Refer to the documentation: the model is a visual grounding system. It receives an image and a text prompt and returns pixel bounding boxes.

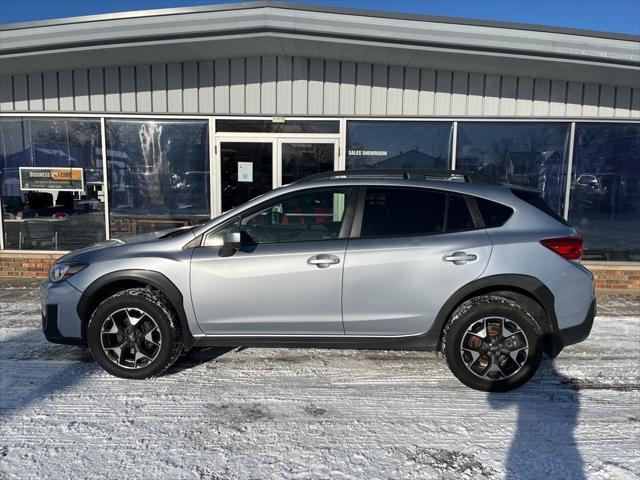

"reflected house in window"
[369,148,443,170]
[346,121,452,170]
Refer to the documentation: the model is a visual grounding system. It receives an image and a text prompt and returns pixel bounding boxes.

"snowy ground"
[0,280,639,480]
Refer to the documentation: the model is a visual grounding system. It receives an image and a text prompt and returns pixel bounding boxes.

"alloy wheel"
[100,307,162,369]
[459,316,529,380]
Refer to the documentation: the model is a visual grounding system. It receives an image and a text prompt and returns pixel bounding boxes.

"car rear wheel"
[87,288,182,379]
[442,294,543,392]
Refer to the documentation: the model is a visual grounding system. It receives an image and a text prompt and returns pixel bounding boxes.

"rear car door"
[342,186,492,336]
[190,187,355,335]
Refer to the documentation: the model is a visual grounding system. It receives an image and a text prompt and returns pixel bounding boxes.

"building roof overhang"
[1,1,639,87]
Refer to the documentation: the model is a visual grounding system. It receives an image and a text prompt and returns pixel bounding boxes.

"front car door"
[342,186,493,336]
[190,187,355,335]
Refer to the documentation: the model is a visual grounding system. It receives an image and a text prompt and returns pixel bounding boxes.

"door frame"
[214,134,340,215]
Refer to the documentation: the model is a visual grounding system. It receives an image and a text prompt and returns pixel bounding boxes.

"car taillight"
[540,236,583,261]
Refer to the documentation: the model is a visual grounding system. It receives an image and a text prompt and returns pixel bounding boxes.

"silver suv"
[41,170,595,391]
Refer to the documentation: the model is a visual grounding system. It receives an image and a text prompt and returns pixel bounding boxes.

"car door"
[190,187,354,335]
[342,186,492,336]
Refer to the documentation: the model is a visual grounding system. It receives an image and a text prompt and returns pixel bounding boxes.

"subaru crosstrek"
[41,170,595,391]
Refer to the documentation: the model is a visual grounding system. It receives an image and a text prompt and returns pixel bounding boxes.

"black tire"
[442,294,543,392]
[87,288,183,379]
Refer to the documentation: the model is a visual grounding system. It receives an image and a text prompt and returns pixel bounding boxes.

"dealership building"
[0,1,638,288]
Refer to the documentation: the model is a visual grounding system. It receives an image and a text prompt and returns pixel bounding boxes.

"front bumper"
[40,280,86,346]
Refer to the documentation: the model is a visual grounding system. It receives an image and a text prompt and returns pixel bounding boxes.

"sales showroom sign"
[19,167,84,191]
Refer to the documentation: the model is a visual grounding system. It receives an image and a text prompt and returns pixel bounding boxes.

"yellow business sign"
[19,167,85,191]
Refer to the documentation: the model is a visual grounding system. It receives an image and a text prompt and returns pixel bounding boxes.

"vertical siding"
[43,71,58,111]
[89,68,104,112]
[120,66,136,112]
[435,70,452,116]
[260,56,276,114]
[276,56,292,114]
[215,59,230,114]
[0,55,636,118]
[229,58,245,114]
[402,67,419,116]
[418,69,435,116]
[28,73,43,111]
[167,63,183,113]
[198,61,214,114]
[355,63,371,115]
[136,65,152,113]
[245,57,261,114]
[339,61,355,115]
[292,57,308,115]
[58,71,74,111]
[0,76,13,111]
[105,67,120,112]
[73,69,89,111]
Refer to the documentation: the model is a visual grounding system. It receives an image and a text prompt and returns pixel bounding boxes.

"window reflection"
[105,120,210,237]
[0,117,105,250]
[346,121,451,170]
[456,123,570,214]
[568,123,640,261]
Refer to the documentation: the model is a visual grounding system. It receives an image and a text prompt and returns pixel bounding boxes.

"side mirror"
[222,229,242,249]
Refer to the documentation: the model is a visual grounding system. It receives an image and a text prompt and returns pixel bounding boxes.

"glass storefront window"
[282,143,335,184]
[346,121,452,170]
[0,117,105,250]
[105,119,210,238]
[568,123,640,261]
[456,122,570,214]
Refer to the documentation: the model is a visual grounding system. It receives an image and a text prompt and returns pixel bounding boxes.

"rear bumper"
[558,298,596,347]
[548,298,596,357]
[40,280,86,346]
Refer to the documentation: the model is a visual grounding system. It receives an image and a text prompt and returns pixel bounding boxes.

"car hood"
[55,227,194,264]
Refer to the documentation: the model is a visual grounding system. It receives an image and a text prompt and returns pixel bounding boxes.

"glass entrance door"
[219,141,274,212]
[216,137,338,214]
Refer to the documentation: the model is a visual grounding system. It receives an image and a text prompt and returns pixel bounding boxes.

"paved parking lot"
[1,279,639,479]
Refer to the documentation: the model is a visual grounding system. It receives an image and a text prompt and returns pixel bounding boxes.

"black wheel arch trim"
[76,269,195,350]
[429,274,562,356]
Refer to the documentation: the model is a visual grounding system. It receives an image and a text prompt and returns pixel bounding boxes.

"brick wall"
[0,252,638,291]
[586,263,640,291]
[0,252,61,279]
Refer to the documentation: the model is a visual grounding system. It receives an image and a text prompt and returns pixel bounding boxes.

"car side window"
[225,189,350,245]
[360,187,446,237]
[445,194,475,232]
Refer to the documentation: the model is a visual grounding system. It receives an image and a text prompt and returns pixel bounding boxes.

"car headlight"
[49,263,88,283]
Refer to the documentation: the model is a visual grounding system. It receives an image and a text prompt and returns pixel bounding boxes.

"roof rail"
[295,169,492,184]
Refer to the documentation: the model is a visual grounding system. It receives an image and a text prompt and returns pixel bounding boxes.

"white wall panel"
[0,55,636,119]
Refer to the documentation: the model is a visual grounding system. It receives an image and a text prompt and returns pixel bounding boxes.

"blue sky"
[0,0,638,35]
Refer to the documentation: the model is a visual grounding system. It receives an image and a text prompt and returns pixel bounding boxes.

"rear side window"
[361,188,446,237]
[510,188,569,226]
[445,194,475,232]
[476,197,514,228]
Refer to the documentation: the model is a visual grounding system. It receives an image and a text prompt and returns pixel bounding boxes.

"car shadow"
[487,358,584,480]
[169,346,235,373]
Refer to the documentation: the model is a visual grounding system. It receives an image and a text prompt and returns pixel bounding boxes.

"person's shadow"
[488,358,584,480]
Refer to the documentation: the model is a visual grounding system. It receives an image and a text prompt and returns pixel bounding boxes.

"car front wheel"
[442,294,543,392]
[87,288,183,379]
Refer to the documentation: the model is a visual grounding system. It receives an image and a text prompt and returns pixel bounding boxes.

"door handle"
[307,254,341,268]
[443,251,478,265]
